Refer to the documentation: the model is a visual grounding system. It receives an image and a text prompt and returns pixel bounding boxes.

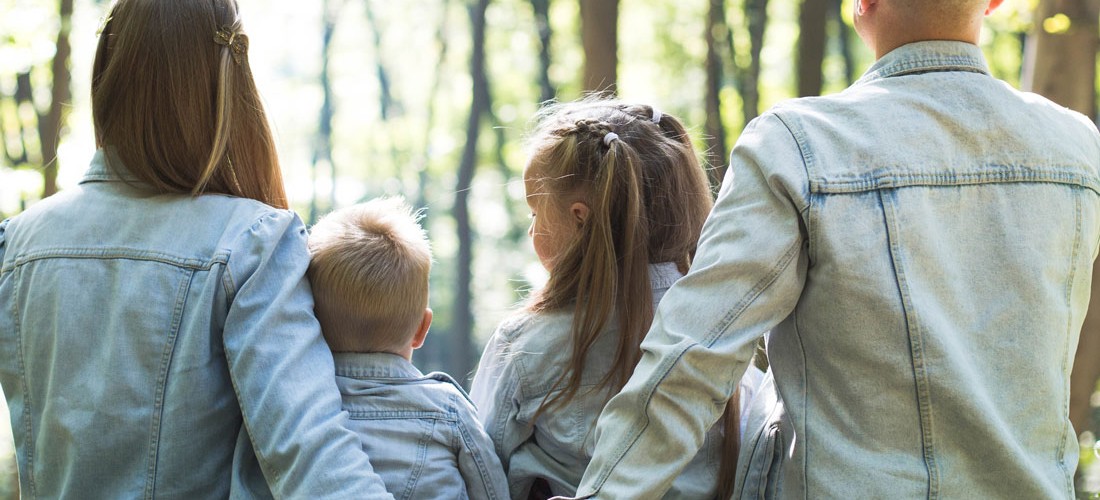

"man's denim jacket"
[471,263,729,499]
[334,352,508,499]
[0,151,391,498]
[574,41,1100,499]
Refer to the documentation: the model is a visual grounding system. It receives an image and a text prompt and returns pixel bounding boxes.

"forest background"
[2,0,1100,497]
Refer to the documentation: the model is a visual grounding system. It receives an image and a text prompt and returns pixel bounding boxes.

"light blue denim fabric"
[0,150,392,499]
[334,352,508,500]
[574,41,1100,499]
[471,263,731,499]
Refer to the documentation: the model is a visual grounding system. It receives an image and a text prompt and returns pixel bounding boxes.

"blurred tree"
[531,0,556,102]
[1021,0,1100,439]
[580,0,617,93]
[451,0,492,386]
[797,0,828,97]
[309,0,342,224]
[830,0,857,86]
[2,0,74,199]
[40,0,73,198]
[734,0,768,124]
[703,0,729,187]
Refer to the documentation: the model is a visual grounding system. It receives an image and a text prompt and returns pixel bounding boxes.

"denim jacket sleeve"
[454,395,511,500]
[470,324,535,495]
[221,210,392,499]
[574,113,810,498]
[0,219,7,273]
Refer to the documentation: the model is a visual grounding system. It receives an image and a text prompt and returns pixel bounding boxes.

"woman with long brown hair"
[0,0,390,497]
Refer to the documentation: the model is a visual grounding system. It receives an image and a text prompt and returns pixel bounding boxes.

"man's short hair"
[307,197,432,353]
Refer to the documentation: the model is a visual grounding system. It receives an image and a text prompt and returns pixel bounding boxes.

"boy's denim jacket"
[0,151,392,498]
[574,42,1100,499]
[334,352,509,499]
[470,263,726,499]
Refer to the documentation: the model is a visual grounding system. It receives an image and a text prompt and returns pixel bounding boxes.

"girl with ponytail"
[470,98,762,499]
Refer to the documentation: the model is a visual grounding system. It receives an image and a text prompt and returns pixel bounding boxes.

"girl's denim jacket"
[0,151,392,498]
[334,352,509,500]
[574,41,1100,499]
[471,263,729,499]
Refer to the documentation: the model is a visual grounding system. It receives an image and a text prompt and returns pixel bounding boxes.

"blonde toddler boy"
[307,197,508,499]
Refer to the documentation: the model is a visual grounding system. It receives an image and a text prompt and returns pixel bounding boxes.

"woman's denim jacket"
[470,263,728,499]
[0,151,392,498]
[574,42,1100,499]
[334,352,509,499]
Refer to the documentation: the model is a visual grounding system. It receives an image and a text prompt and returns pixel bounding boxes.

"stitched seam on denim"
[11,264,36,497]
[769,112,813,214]
[1057,190,1082,496]
[860,56,987,83]
[222,345,278,486]
[222,251,237,304]
[590,238,801,492]
[12,248,227,270]
[792,309,809,500]
[454,400,500,500]
[810,169,1100,194]
[399,417,435,500]
[879,190,939,499]
[144,267,193,499]
[347,410,458,421]
[704,238,801,348]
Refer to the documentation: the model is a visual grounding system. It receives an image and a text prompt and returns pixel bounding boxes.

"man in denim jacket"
[573,0,1100,498]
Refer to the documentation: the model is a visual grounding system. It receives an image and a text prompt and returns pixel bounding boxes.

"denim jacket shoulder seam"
[453,399,501,500]
[767,111,813,214]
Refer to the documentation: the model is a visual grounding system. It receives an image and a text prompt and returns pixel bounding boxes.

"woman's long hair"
[526,99,739,497]
[92,0,286,208]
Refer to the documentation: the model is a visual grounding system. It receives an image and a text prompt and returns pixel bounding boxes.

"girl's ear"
[570,202,590,225]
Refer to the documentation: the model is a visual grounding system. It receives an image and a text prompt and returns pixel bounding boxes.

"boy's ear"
[411,308,432,350]
[570,202,590,225]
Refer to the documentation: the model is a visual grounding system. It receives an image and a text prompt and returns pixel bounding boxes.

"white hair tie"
[603,132,619,146]
[651,108,662,124]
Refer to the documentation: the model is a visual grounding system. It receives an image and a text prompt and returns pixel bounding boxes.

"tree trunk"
[737,0,768,125]
[579,0,617,94]
[451,0,491,387]
[704,0,729,188]
[1021,0,1099,117]
[831,0,856,85]
[364,1,397,120]
[531,0,555,103]
[797,0,828,97]
[39,0,74,198]
[1021,0,1100,439]
[411,0,451,373]
[310,0,340,224]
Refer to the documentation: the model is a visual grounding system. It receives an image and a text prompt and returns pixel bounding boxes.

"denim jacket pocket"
[739,422,784,500]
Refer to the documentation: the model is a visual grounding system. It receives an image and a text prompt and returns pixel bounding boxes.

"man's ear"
[857,0,876,15]
[411,308,432,350]
[570,202,590,225]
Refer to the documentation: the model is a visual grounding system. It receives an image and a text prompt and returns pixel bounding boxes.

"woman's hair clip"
[214,28,248,65]
[651,108,662,124]
[96,15,112,36]
[603,132,620,146]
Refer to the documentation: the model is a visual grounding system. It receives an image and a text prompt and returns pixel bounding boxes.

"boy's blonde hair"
[307,197,432,353]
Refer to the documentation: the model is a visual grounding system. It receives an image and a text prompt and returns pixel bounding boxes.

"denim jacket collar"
[80,148,138,184]
[649,262,681,291]
[333,351,423,380]
[855,40,989,85]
